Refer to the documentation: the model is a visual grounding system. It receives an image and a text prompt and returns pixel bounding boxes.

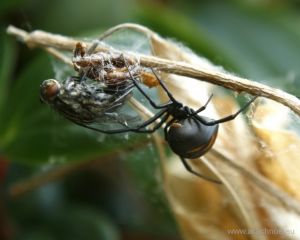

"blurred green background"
[1,0,300,239]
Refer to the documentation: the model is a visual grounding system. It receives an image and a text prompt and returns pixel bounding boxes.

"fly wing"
[43,76,145,133]
[83,104,142,132]
[48,28,158,133]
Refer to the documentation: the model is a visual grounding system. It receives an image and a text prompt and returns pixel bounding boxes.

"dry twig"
[7,24,300,116]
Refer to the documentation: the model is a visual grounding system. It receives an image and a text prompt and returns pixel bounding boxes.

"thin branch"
[7,25,300,116]
[44,47,73,65]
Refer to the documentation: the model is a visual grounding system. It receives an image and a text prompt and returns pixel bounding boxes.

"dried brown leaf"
[147,33,268,240]
[250,101,300,238]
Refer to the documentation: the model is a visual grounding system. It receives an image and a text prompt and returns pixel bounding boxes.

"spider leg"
[149,69,183,104]
[134,112,170,133]
[126,108,170,133]
[105,82,134,95]
[67,118,134,134]
[117,82,135,92]
[180,157,222,184]
[103,88,133,112]
[194,96,258,126]
[122,57,172,109]
[193,94,213,115]
[71,108,168,134]
[112,108,170,134]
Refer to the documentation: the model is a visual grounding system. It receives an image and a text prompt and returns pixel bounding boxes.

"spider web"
[48,28,160,134]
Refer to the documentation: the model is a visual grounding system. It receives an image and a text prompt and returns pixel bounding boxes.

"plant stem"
[7,24,300,116]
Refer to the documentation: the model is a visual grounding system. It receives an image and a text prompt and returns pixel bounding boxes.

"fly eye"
[40,79,61,103]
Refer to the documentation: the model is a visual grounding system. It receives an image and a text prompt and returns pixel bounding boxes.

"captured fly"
[40,76,138,133]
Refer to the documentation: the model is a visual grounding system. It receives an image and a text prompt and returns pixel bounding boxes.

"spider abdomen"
[166,117,219,159]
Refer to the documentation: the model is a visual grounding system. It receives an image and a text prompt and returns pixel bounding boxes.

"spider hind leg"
[180,157,222,184]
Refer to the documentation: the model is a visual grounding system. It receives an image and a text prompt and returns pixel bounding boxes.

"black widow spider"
[71,60,257,183]
[121,65,258,183]
[60,36,258,183]
[65,43,258,183]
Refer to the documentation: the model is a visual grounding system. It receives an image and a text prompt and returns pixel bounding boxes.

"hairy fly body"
[40,76,136,133]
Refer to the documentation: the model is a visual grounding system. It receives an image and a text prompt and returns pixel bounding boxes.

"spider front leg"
[68,118,134,134]
[194,96,258,126]
[133,112,170,133]
[149,69,180,104]
[123,57,172,109]
[192,94,214,115]
[86,108,169,134]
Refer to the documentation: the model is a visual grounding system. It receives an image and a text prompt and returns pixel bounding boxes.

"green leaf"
[136,3,238,71]
[137,1,300,96]
[0,28,16,117]
[0,53,146,164]
[51,206,120,240]
[0,0,23,15]
[196,2,300,95]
